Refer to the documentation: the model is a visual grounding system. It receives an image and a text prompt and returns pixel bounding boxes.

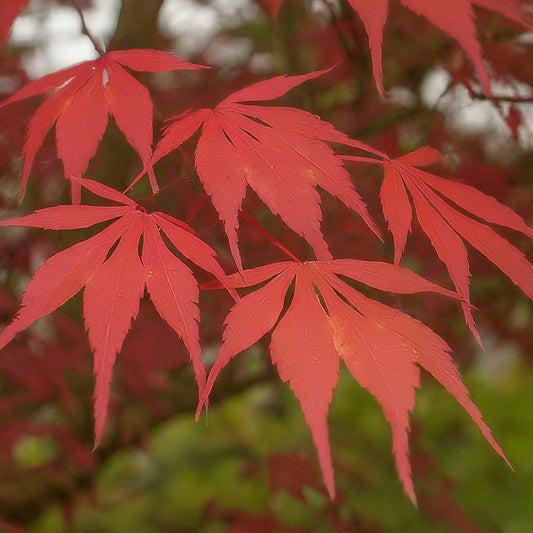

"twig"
[70,0,106,56]
[472,92,533,104]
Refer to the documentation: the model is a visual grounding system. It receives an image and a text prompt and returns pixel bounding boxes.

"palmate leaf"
[199,259,507,502]
[0,49,207,202]
[350,147,533,343]
[0,177,233,446]
[149,70,386,271]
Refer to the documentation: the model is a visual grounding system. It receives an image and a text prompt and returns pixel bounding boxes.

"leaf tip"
[325,478,336,501]
[195,397,208,423]
[92,427,103,452]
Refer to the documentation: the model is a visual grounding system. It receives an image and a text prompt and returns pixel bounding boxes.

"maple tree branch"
[109,0,165,49]
[239,210,301,262]
[70,0,106,56]
[472,92,533,104]
[352,107,418,138]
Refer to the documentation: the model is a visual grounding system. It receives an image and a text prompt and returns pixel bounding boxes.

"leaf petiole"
[239,210,300,262]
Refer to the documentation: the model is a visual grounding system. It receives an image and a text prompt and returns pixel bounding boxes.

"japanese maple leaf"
[0,49,207,202]
[0,0,29,45]
[147,70,387,271]
[199,259,507,502]
[346,0,533,94]
[0,177,233,446]
[354,147,533,343]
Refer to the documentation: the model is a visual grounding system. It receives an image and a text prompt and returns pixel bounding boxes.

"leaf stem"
[341,155,383,164]
[239,210,300,262]
[70,0,106,57]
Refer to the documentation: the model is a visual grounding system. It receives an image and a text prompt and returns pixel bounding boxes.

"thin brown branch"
[70,0,106,56]
[472,92,533,104]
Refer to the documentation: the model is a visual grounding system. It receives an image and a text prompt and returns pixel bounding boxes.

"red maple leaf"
[146,70,387,271]
[268,452,325,501]
[0,0,29,45]
[0,177,233,446]
[0,49,207,202]
[199,258,508,502]
[345,0,533,94]
[346,147,533,343]
[0,307,87,418]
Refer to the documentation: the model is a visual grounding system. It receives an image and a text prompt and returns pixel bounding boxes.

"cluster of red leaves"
[345,0,533,94]
[1,1,533,504]
[267,0,533,94]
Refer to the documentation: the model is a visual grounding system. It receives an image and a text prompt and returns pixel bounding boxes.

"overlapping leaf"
[149,70,386,271]
[0,177,232,446]
[361,147,533,342]
[346,0,533,94]
[199,258,507,501]
[0,0,29,45]
[266,1,533,94]
[0,49,206,202]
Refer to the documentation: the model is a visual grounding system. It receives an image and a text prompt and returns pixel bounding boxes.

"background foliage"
[1,0,532,531]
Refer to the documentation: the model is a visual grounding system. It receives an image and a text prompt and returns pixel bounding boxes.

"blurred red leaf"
[346,0,533,94]
[0,0,30,46]
[268,452,325,501]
